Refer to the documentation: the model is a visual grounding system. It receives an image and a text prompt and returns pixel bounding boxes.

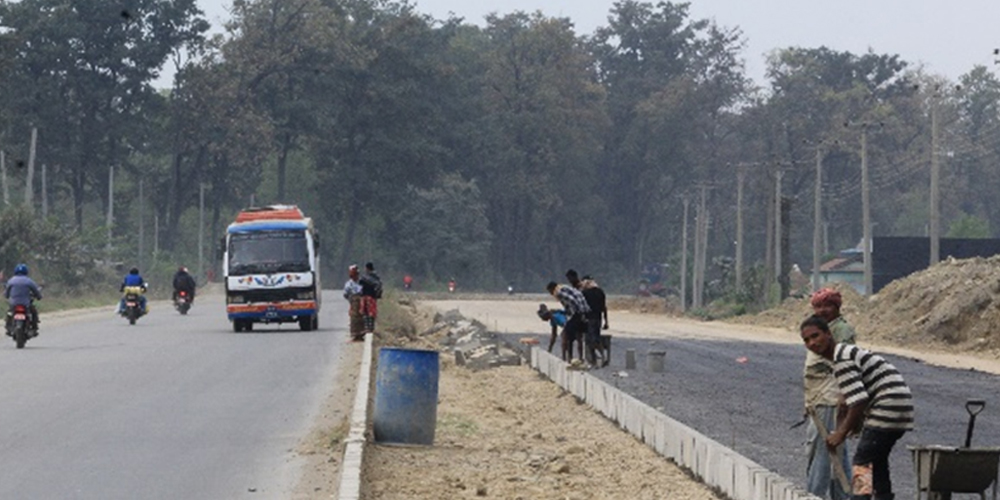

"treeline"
[1,0,999,305]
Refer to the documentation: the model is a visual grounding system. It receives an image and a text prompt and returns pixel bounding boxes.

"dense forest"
[1,0,998,306]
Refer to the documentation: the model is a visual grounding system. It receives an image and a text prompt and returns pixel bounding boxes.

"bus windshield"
[229,230,310,275]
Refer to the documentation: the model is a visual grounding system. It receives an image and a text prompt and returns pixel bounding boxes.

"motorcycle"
[174,290,192,315]
[121,285,147,325]
[6,304,36,349]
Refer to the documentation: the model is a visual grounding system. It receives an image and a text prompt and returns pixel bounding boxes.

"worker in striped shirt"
[800,315,914,500]
[546,280,591,363]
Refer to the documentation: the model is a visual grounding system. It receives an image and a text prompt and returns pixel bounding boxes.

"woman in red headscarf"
[803,287,858,499]
[343,265,364,340]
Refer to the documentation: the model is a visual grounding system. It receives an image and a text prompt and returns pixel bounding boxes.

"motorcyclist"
[4,263,42,335]
[172,266,197,303]
[118,267,148,314]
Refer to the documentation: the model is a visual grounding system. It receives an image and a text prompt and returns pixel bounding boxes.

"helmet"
[13,263,28,276]
[129,267,139,275]
[179,266,188,273]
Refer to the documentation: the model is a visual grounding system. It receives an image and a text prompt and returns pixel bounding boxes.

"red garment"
[811,288,842,308]
[360,296,378,318]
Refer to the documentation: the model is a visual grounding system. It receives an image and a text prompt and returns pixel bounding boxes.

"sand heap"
[732,255,1000,356]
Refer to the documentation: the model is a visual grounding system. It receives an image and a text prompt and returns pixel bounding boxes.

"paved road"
[0,292,348,500]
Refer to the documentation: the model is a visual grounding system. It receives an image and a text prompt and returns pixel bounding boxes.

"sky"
[193,0,1000,87]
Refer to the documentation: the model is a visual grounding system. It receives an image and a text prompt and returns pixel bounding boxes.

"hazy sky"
[195,0,1000,86]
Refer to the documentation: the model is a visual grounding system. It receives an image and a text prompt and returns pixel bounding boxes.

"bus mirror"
[218,237,226,256]
[314,234,320,249]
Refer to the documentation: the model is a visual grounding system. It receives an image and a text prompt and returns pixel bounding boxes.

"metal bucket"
[373,347,440,445]
[647,351,666,373]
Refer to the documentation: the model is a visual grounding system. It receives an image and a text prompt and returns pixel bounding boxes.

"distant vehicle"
[637,263,669,297]
[7,304,35,348]
[174,290,192,315]
[223,205,321,332]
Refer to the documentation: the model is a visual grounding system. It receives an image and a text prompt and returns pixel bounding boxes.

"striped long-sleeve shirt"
[833,344,914,431]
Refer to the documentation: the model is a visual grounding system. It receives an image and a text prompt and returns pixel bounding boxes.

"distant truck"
[223,205,321,332]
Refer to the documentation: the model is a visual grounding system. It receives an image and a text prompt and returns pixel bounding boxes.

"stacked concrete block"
[447,315,521,371]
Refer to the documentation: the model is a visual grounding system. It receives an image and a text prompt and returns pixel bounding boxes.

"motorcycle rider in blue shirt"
[118,267,148,314]
[4,263,42,335]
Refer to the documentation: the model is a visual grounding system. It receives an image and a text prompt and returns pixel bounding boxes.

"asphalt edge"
[336,333,374,500]
[529,347,822,500]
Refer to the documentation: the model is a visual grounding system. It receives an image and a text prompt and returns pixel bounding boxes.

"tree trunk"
[164,152,184,252]
[276,131,293,202]
[336,201,361,278]
[73,165,85,232]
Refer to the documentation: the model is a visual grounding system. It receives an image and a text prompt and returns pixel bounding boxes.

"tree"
[0,0,208,230]
[395,173,493,283]
[590,1,748,271]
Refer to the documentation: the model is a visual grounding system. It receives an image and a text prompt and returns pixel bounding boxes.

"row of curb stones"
[424,309,521,371]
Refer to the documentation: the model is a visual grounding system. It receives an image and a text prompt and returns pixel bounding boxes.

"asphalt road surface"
[503,331,1000,499]
[0,292,347,500]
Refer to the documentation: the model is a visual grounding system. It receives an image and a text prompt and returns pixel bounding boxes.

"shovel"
[808,407,852,493]
[964,399,986,448]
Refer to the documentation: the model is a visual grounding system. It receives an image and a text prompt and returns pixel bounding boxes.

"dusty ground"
[356,256,1000,499]
[362,301,720,500]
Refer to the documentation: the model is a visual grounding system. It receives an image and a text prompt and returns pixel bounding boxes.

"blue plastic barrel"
[373,347,440,445]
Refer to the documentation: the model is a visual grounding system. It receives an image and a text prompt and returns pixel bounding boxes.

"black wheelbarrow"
[909,400,1000,500]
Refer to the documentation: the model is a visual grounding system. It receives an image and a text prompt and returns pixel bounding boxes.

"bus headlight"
[228,294,246,304]
[297,291,315,300]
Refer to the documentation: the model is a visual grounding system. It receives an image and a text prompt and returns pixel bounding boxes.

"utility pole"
[41,164,48,218]
[680,196,690,312]
[692,196,701,309]
[107,166,114,257]
[198,183,205,281]
[694,185,710,309]
[862,127,873,296]
[138,180,144,270]
[930,98,940,266]
[1,149,8,205]
[774,168,783,293]
[154,214,159,256]
[25,127,36,212]
[812,148,823,292]
[735,165,745,291]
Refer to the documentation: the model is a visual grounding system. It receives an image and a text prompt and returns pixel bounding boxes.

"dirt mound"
[732,256,1000,357]
[728,283,869,331]
[607,296,680,315]
[856,256,1000,353]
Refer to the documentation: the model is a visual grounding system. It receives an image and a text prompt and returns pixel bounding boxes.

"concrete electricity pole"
[774,168,783,291]
[25,127,37,212]
[862,126,873,296]
[0,149,7,205]
[692,194,701,309]
[41,164,48,218]
[735,164,745,291]
[930,98,940,266]
[138,180,144,270]
[198,183,206,281]
[812,148,823,293]
[680,196,690,312]
[694,185,710,310]
[106,166,114,257]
